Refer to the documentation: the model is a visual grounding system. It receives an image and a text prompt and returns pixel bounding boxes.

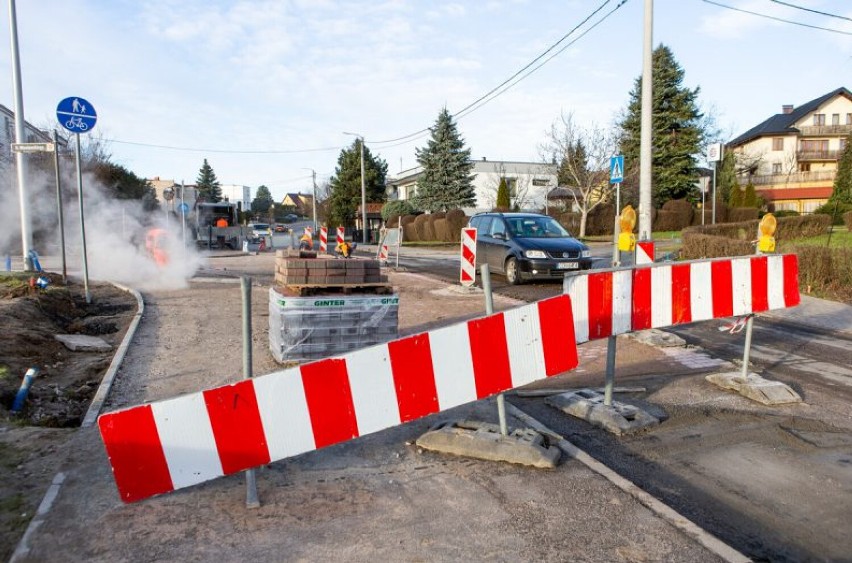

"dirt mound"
[0,273,136,428]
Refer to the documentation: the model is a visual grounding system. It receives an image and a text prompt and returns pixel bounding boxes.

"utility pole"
[301,168,318,232]
[638,0,654,240]
[343,132,367,244]
[8,0,32,269]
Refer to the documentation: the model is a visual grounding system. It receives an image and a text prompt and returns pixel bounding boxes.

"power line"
[102,2,628,156]
[370,0,624,145]
[104,138,345,154]
[455,0,629,122]
[701,0,852,35]
[767,0,852,23]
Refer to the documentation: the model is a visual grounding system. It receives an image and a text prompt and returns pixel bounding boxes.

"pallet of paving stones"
[278,283,395,297]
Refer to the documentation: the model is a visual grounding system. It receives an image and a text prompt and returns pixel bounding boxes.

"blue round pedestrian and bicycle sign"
[178,202,190,215]
[57,97,97,133]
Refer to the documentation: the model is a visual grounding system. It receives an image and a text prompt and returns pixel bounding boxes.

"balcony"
[745,170,836,186]
[796,150,840,161]
[798,124,852,137]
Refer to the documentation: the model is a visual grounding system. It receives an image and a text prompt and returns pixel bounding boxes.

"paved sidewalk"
[762,295,852,336]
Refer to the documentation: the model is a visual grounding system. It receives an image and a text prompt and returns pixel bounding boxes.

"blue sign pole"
[57,97,97,303]
[610,155,624,268]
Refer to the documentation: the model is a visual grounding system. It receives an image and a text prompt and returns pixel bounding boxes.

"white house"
[220,184,251,209]
[388,158,557,213]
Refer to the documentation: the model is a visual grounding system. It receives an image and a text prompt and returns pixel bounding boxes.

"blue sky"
[2,0,851,201]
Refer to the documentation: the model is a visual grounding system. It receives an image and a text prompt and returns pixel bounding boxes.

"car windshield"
[506,216,571,238]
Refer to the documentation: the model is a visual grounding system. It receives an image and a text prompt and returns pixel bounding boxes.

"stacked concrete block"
[269,288,399,363]
[274,250,387,287]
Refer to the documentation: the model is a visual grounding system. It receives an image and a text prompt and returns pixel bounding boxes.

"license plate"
[556,262,579,270]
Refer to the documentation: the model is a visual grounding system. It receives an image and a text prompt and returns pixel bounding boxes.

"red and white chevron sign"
[336,226,344,247]
[636,240,655,264]
[98,295,578,503]
[379,243,389,261]
[319,226,328,253]
[563,254,800,343]
[460,227,477,286]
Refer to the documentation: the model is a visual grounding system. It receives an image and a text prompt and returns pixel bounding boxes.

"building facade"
[727,87,851,213]
[220,184,251,209]
[387,158,557,213]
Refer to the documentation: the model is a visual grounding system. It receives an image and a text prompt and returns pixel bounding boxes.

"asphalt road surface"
[392,245,852,561]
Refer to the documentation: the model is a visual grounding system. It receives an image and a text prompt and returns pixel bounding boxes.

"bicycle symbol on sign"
[65,116,88,131]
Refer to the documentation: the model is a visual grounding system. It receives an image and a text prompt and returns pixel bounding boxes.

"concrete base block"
[706,371,802,405]
[415,420,560,468]
[546,389,660,435]
[628,328,686,348]
[54,334,112,352]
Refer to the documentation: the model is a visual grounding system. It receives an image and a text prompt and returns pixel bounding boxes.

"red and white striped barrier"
[460,227,477,287]
[563,254,800,343]
[319,226,328,253]
[379,242,389,261]
[636,240,655,265]
[98,295,578,503]
[336,226,344,247]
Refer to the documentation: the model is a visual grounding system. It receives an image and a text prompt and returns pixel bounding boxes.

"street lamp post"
[343,132,367,244]
[301,168,318,233]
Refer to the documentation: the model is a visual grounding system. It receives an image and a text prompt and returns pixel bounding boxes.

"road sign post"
[610,155,624,267]
[58,97,97,303]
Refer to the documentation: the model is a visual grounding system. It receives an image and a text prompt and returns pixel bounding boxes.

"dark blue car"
[468,212,592,284]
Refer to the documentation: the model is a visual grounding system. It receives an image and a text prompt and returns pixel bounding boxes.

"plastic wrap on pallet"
[268,288,399,363]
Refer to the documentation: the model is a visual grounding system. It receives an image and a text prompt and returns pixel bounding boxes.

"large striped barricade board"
[98,295,579,503]
[563,254,800,343]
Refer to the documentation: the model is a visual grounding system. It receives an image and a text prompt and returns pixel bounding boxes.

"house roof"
[754,186,833,201]
[728,87,852,147]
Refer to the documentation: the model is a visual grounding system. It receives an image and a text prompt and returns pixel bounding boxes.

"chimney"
[482,156,486,161]
[782,105,794,114]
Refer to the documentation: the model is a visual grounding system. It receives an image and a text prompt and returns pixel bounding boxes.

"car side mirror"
[493,232,505,240]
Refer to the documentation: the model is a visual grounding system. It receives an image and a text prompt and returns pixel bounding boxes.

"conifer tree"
[742,181,759,208]
[829,133,852,205]
[414,108,476,212]
[328,139,388,228]
[716,149,737,205]
[495,177,511,211]
[617,45,707,206]
[196,159,222,202]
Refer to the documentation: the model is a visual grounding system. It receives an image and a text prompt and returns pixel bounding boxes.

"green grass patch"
[779,227,852,250]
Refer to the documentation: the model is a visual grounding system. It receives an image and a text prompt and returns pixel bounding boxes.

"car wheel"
[505,257,522,285]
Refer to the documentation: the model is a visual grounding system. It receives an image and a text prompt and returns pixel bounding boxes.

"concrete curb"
[81,282,145,428]
[506,403,750,563]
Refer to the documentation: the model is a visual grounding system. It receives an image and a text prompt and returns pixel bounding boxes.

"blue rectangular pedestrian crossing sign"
[610,155,624,184]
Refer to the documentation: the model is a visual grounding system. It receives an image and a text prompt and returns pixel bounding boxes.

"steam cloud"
[1,156,204,291]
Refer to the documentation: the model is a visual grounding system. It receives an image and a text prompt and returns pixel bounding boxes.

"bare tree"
[540,112,617,238]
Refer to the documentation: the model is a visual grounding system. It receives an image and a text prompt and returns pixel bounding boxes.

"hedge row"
[795,245,852,302]
[680,214,832,259]
[396,209,467,242]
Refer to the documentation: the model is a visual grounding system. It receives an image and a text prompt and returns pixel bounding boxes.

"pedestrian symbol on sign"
[610,155,624,184]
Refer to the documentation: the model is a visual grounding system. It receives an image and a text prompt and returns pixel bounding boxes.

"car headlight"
[581,250,591,258]
[524,250,547,259]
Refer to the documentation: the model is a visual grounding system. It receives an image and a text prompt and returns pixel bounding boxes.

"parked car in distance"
[249,223,270,237]
[282,214,299,223]
[467,212,592,284]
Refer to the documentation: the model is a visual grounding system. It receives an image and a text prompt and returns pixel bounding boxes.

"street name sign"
[12,142,55,153]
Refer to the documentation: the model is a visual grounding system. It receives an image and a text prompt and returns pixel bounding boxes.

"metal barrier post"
[603,335,617,406]
[740,315,754,382]
[481,264,508,436]
[241,276,260,508]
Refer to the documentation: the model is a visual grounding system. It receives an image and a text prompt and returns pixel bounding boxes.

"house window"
[504,177,517,197]
[841,138,847,151]
[800,139,828,152]
[847,113,852,125]
[772,137,784,151]
[532,178,549,187]
[832,114,840,126]
[813,114,825,126]
[772,163,782,174]
[799,163,811,172]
